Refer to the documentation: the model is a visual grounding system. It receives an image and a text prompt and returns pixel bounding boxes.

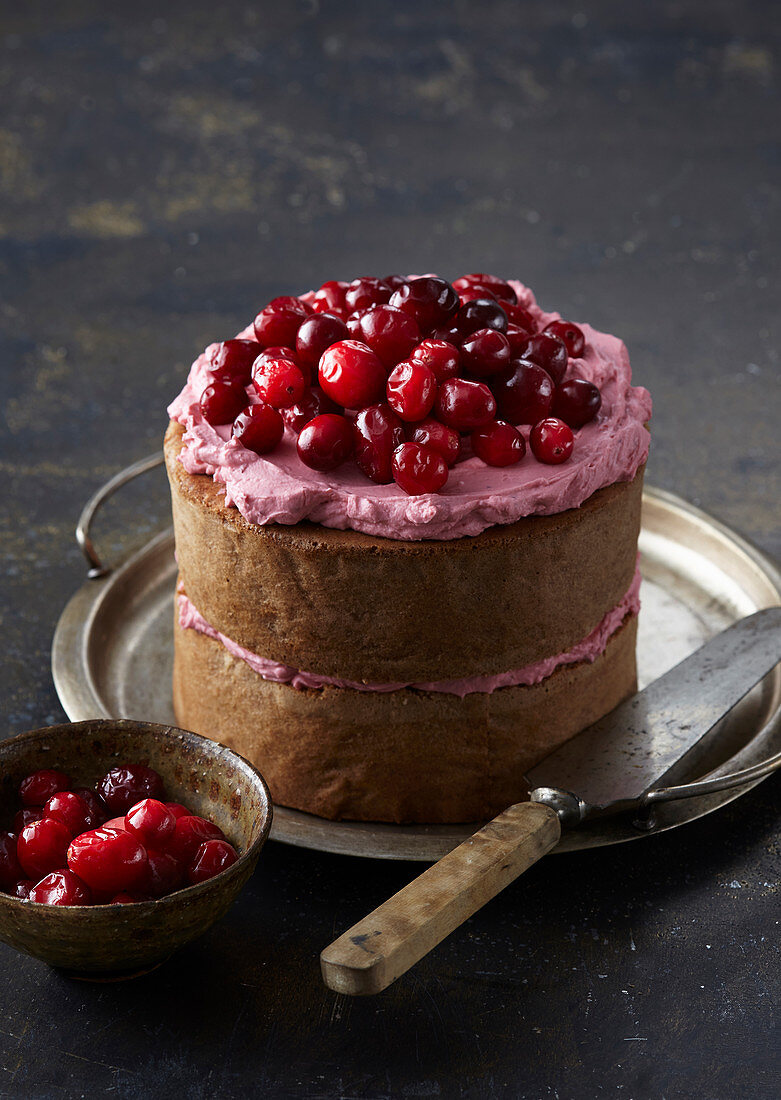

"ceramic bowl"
[0,718,272,977]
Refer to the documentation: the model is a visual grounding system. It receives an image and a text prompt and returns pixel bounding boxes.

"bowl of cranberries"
[0,718,272,977]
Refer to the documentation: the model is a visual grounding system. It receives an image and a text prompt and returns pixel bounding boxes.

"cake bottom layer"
[173,614,638,824]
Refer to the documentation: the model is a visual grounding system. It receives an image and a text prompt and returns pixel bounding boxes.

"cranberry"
[505,322,533,356]
[492,360,554,424]
[11,880,34,900]
[389,277,459,332]
[97,764,165,815]
[189,840,239,885]
[72,787,108,825]
[311,280,348,315]
[344,277,392,312]
[110,892,140,904]
[253,295,311,348]
[435,378,496,431]
[318,340,387,408]
[472,420,526,467]
[144,849,185,897]
[352,305,420,369]
[456,298,508,337]
[17,818,72,880]
[125,798,176,848]
[386,361,437,422]
[530,418,574,464]
[281,387,337,433]
[232,403,284,454]
[168,816,225,868]
[0,831,23,888]
[102,816,127,833]
[29,869,92,906]
[519,332,568,384]
[553,378,602,428]
[209,339,263,385]
[253,344,301,368]
[12,808,42,833]
[409,418,460,466]
[43,791,95,837]
[352,404,405,483]
[460,328,511,377]
[19,769,71,807]
[383,274,408,290]
[457,285,497,305]
[544,319,585,358]
[408,339,460,382]
[391,442,449,496]
[165,802,192,820]
[453,273,517,304]
[199,380,247,426]
[503,302,536,331]
[67,827,148,894]
[296,313,350,369]
[296,414,353,472]
[428,323,462,344]
[251,357,306,410]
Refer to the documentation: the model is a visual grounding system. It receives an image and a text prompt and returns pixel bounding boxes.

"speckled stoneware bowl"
[0,719,272,978]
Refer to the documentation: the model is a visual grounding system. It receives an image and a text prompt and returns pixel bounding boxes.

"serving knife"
[321,606,781,995]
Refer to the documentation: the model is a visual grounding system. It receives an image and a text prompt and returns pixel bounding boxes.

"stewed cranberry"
[67,827,148,894]
[189,840,239,885]
[125,799,176,848]
[17,818,72,880]
[492,361,554,425]
[502,302,536,331]
[311,279,348,316]
[318,341,387,408]
[409,418,460,466]
[530,418,574,464]
[519,332,568,384]
[344,277,393,312]
[144,849,185,897]
[352,404,405,483]
[392,442,449,496]
[232,403,285,454]
[408,339,460,382]
[165,802,192,820]
[296,313,350,369]
[453,273,517,304]
[281,387,337,433]
[29,869,92,906]
[19,769,71,807]
[43,791,95,837]
[351,305,420,369]
[296,414,353,472]
[11,880,34,900]
[199,380,247,426]
[253,295,311,348]
[435,378,496,431]
[456,298,508,337]
[97,765,165,815]
[389,277,459,332]
[505,322,533,356]
[208,339,263,385]
[471,421,526,467]
[460,328,511,377]
[12,808,42,833]
[386,361,437,422]
[168,816,226,868]
[544,319,585,358]
[553,378,602,428]
[251,356,306,409]
[72,787,108,826]
[0,831,23,888]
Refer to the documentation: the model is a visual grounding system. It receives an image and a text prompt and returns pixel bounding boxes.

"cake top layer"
[167,277,651,540]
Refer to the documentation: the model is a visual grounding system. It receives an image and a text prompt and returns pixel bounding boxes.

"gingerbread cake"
[166,274,651,823]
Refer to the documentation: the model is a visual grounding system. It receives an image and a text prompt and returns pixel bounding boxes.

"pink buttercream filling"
[177,565,642,698]
[167,280,652,541]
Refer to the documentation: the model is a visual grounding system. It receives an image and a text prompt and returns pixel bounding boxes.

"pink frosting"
[167,280,651,540]
[177,565,642,698]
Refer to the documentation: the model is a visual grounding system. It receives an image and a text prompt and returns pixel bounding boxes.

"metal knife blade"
[525,606,781,824]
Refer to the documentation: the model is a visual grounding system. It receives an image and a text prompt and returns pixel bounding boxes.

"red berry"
[102,816,128,833]
[11,880,34,900]
[29,869,92,906]
[189,840,239,885]
[492,361,554,425]
[168,816,225,868]
[544,320,585,358]
[71,787,108,826]
[460,328,511,377]
[471,420,526,467]
[453,273,517,304]
[253,344,301,367]
[110,892,141,904]
[125,799,176,848]
[67,828,148,894]
[408,418,460,466]
[144,849,185,897]
[208,339,263,386]
[43,791,95,837]
[0,831,23,888]
[428,323,462,345]
[311,279,348,315]
[253,295,311,348]
[232,403,284,454]
[251,357,306,409]
[408,339,460,383]
[97,765,165,815]
[391,442,449,496]
[281,387,337,433]
[435,378,496,431]
[502,302,536,331]
[552,378,602,428]
[457,285,497,305]
[318,340,387,408]
[456,298,508,337]
[344,277,393,313]
[297,413,353,472]
[165,802,192,820]
[19,769,71,807]
[352,404,405,483]
[530,418,574,464]
[505,322,533,356]
[518,332,568,384]
[386,361,437,422]
[351,305,421,369]
[383,274,408,291]
[199,380,247,426]
[389,277,459,332]
[12,808,42,833]
[295,313,350,369]
[17,818,72,880]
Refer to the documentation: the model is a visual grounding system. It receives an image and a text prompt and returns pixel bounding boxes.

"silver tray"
[53,470,781,861]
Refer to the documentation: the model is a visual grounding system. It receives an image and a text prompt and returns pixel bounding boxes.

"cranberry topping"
[460,328,511,377]
[492,360,554,425]
[318,340,387,408]
[0,831,23,888]
[253,295,311,348]
[189,840,239,885]
[352,404,405,484]
[389,277,459,332]
[29,869,92,906]
[168,816,226,868]
[97,765,165,815]
[456,298,508,337]
[352,305,420,368]
[344,277,393,313]
[471,420,526,467]
[124,799,176,848]
[296,313,350,369]
[209,339,263,385]
[232,403,285,454]
[408,339,460,382]
[502,302,536,331]
[453,273,518,304]
[391,442,449,496]
[518,332,568,384]
[544,319,585,358]
[43,791,95,837]
[19,769,71,807]
[553,378,602,428]
[144,849,185,897]
[409,418,460,466]
[11,880,34,900]
[67,827,148,895]
[251,357,306,409]
[435,378,496,431]
[297,414,353,471]
[311,279,348,315]
[199,380,247,426]
[282,387,337,433]
[530,417,574,464]
[386,360,437,422]
[12,808,42,833]
[17,818,72,880]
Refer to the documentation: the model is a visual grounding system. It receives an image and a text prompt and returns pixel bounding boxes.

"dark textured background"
[1,2,779,1097]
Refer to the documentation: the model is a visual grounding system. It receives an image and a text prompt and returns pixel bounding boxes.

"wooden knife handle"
[320,801,561,995]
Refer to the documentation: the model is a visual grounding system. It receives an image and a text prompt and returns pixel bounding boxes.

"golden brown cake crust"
[165,421,644,681]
